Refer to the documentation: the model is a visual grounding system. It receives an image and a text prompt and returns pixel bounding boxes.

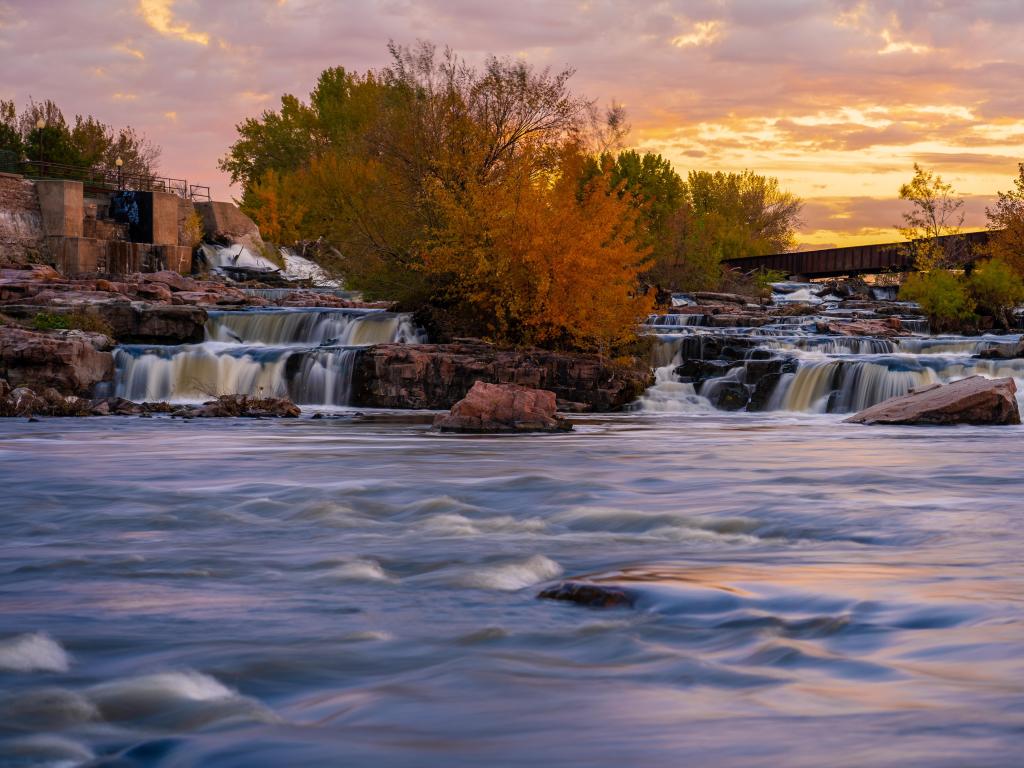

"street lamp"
[115,156,124,190]
[35,118,46,168]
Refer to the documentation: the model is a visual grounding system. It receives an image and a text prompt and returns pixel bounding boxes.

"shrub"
[899,270,975,331]
[30,311,113,336]
[30,312,70,331]
[967,257,1024,326]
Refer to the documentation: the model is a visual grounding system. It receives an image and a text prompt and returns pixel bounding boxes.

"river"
[2,411,1022,767]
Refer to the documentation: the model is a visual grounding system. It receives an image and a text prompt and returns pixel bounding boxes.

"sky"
[1,0,1022,249]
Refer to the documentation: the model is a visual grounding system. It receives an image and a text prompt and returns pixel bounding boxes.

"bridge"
[722,230,992,279]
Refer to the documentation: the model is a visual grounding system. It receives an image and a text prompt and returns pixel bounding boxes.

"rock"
[537,582,635,608]
[748,373,787,412]
[0,327,113,396]
[0,380,95,417]
[674,359,740,382]
[351,341,652,412]
[194,201,267,255]
[193,394,301,418]
[975,340,1024,360]
[702,380,749,411]
[817,317,908,337]
[844,376,1020,426]
[693,292,755,306]
[433,381,572,433]
[141,271,197,293]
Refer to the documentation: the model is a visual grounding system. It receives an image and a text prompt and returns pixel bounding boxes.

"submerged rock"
[845,376,1020,426]
[537,581,635,608]
[193,394,301,418]
[434,382,571,433]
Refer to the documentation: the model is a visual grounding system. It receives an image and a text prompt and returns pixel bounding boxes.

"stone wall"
[0,173,44,262]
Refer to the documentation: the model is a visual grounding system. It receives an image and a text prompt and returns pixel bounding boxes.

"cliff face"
[0,173,44,261]
[351,341,653,412]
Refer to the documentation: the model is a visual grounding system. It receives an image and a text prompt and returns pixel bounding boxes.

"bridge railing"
[7,158,210,202]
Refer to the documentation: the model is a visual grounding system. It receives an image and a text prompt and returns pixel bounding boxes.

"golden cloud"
[138,0,209,46]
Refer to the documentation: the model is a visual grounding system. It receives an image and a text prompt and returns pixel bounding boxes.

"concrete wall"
[150,191,180,247]
[36,180,83,239]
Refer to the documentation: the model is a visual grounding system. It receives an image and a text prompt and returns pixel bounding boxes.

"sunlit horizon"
[2,0,1021,248]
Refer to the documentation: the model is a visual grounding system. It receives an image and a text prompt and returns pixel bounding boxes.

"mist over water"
[1,414,1022,767]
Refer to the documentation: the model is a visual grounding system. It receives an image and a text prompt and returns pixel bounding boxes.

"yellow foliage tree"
[242,168,308,246]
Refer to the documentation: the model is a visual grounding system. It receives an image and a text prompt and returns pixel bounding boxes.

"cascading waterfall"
[637,323,1024,415]
[114,309,423,406]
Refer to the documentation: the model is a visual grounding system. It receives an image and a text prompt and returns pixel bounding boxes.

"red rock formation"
[434,381,571,433]
[351,341,652,413]
[845,376,1020,425]
[0,326,113,396]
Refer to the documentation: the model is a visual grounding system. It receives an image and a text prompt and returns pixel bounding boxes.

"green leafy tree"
[0,101,22,159]
[899,269,975,331]
[897,163,967,270]
[967,257,1024,328]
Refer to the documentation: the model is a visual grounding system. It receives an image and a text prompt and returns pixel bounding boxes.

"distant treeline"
[0,98,160,179]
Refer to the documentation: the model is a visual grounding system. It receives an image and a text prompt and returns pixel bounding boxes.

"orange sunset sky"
[3,0,1022,249]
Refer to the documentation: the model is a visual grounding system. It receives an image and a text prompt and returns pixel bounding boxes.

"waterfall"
[637,324,1024,415]
[114,309,422,406]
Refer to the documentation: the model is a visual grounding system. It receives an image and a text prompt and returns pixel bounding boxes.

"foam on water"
[457,555,564,591]
[0,633,71,673]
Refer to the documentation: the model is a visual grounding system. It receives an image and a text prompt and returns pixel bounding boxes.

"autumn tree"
[984,163,1024,276]
[422,145,652,350]
[897,163,968,270]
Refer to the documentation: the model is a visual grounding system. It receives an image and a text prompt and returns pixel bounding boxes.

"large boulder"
[351,341,652,412]
[194,202,266,255]
[845,376,1020,426]
[434,381,572,433]
[0,326,114,396]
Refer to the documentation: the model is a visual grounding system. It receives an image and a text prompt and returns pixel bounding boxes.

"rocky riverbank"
[351,340,653,412]
[0,264,379,344]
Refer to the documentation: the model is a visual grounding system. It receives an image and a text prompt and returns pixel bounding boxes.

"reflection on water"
[0,414,1022,767]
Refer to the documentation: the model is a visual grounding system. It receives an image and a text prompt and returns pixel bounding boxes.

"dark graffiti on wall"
[110,191,154,243]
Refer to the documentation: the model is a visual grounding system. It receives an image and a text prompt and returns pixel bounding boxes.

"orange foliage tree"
[421,147,653,352]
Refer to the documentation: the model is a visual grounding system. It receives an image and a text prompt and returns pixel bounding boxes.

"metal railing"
[7,158,210,201]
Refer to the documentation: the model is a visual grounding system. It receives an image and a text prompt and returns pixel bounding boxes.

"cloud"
[137,0,208,46]
[671,20,723,48]
[0,0,1020,245]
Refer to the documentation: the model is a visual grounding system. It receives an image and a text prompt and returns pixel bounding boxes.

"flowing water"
[114,309,423,405]
[644,326,1024,415]
[1,414,1022,767]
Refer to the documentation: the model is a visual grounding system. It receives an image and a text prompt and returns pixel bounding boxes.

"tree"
[897,163,967,270]
[0,101,22,159]
[421,145,653,350]
[984,163,1024,276]
[967,257,1024,328]
[899,269,975,331]
[0,98,159,177]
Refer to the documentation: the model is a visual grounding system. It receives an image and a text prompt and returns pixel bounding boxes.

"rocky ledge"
[352,341,652,412]
[434,382,572,433]
[0,326,113,396]
[0,383,301,419]
[0,264,380,344]
[844,376,1020,426]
